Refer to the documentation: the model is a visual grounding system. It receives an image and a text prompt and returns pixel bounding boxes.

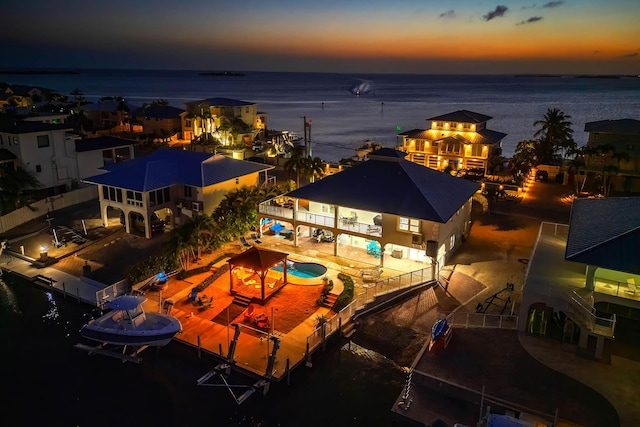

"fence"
[445,311,519,330]
[0,186,98,234]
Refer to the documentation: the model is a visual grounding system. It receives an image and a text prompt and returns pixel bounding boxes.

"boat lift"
[475,282,515,314]
[73,342,150,364]
[196,323,281,405]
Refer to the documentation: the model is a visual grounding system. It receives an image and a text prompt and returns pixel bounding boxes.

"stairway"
[341,321,357,339]
[232,294,252,307]
[323,292,338,308]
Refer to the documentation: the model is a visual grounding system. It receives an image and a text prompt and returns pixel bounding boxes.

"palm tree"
[69,88,85,108]
[303,156,325,183]
[284,147,307,188]
[533,108,575,164]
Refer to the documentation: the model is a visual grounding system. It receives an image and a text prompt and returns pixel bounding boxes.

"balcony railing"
[295,211,334,228]
[259,203,294,220]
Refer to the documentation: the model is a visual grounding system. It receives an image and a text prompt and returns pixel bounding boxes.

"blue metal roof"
[566,197,640,275]
[286,148,480,223]
[82,148,273,192]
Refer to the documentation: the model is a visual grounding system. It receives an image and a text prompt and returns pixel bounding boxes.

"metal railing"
[258,204,294,220]
[567,289,616,337]
[445,311,519,330]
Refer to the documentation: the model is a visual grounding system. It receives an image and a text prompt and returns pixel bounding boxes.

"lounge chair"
[239,236,251,248]
[243,304,256,322]
[251,233,262,244]
[198,296,213,310]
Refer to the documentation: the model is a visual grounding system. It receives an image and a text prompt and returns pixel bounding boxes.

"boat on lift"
[80,295,182,347]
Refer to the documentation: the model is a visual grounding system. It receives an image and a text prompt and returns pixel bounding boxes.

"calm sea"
[0,273,406,427]
[5,70,640,161]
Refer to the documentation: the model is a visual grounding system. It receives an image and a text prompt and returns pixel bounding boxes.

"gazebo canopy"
[227,246,288,272]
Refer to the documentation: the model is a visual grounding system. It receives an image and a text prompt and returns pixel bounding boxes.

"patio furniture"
[187,287,199,303]
[253,313,269,330]
[243,304,256,322]
[361,267,382,282]
[240,236,251,248]
[198,296,213,310]
[250,233,262,244]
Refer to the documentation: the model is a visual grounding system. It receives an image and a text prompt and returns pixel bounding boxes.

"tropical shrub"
[332,273,355,312]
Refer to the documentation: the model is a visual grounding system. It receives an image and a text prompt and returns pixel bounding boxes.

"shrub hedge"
[332,273,355,312]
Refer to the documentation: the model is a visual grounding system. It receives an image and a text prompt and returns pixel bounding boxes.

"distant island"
[515,74,622,79]
[0,70,80,75]
[199,71,245,77]
[200,71,244,77]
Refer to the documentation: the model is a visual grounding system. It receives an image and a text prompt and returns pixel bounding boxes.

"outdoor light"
[40,245,47,252]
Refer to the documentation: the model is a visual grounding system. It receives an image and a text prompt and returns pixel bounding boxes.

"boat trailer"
[196,323,281,405]
[476,282,515,314]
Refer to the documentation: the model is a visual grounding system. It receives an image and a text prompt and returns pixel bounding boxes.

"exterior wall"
[202,173,261,214]
[141,117,182,137]
[1,129,77,190]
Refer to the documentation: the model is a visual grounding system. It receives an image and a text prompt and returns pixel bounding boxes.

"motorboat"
[283,131,303,145]
[80,295,182,347]
[428,317,452,351]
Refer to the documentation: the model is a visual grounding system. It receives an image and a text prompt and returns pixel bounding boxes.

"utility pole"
[303,116,312,158]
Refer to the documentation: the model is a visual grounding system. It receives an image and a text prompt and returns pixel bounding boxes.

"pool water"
[271,261,327,279]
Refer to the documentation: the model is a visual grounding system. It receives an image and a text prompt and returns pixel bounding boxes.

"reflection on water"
[0,278,20,314]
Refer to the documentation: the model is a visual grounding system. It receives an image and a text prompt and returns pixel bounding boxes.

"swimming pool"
[271,261,327,279]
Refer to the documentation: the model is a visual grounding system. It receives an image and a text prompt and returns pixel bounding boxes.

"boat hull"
[81,311,182,347]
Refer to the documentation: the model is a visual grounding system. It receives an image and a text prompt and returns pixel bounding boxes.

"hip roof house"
[258,148,479,267]
[83,148,273,238]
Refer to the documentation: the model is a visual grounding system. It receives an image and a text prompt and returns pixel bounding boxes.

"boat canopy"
[106,295,147,311]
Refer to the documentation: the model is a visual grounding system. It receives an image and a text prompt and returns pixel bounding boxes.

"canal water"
[1,272,407,427]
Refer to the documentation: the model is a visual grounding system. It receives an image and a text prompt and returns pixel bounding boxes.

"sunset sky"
[4,0,639,74]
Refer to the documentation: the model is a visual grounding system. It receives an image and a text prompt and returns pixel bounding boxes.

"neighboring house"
[519,197,640,359]
[81,99,140,134]
[74,136,136,179]
[0,118,137,194]
[130,105,185,141]
[0,84,62,110]
[181,97,267,146]
[579,119,640,194]
[0,118,74,193]
[399,110,507,175]
[258,148,479,267]
[82,148,274,238]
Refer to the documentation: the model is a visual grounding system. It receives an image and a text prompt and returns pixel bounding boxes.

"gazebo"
[227,246,289,303]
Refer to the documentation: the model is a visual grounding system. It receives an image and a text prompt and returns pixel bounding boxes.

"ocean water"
[0,273,405,427]
[5,70,640,162]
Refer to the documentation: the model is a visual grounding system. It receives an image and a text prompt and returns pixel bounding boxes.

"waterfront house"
[181,97,267,146]
[578,119,640,194]
[519,197,640,359]
[82,148,274,238]
[130,104,185,142]
[257,148,479,268]
[399,110,507,176]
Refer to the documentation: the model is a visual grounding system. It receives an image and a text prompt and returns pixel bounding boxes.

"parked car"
[120,211,165,232]
[458,168,485,181]
[535,170,549,181]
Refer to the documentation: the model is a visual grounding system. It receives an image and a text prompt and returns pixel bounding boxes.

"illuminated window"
[321,204,335,214]
[398,217,420,233]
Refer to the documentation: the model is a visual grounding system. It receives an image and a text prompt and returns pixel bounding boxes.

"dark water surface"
[4,70,639,162]
[1,273,406,427]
